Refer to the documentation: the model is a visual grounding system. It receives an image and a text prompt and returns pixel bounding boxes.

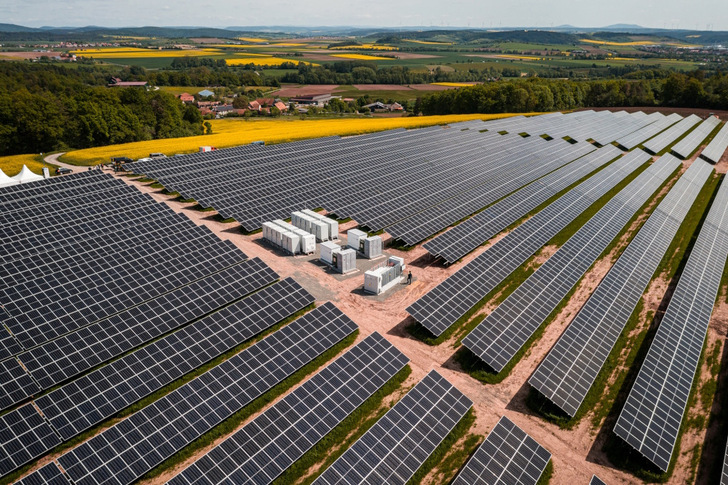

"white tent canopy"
[12,165,44,184]
[0,168,19,188]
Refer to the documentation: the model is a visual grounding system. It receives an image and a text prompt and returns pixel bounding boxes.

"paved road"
[44,152,104,174]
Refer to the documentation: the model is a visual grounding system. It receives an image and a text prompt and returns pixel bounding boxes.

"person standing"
[407,271,412,285]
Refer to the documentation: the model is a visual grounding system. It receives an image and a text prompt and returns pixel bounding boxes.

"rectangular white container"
[282,231,301,255]
[320,241,340,264]
[300,233,316,254]
[347,229,367,251]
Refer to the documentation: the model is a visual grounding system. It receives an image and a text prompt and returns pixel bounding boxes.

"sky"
[2,0,727,31]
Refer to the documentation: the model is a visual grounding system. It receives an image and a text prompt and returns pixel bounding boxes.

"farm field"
[0,153,57,177]
[59,113,524,165]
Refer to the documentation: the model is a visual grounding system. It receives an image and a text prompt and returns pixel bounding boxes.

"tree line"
[0,63,204,155]
[416,72,728,115]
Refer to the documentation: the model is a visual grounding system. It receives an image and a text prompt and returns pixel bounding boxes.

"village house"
[177,92,195,104]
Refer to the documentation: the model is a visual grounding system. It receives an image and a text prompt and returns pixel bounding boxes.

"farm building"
[177,92,195,103]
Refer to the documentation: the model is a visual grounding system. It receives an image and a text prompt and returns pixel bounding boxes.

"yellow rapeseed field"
[226,57,316,66]
[330,44,397,51]
[61,114,531,165]
[72,48,223,58]
[431,82,478,87]
[0,154,56,177]
[331,53,393,61]
[494,54,542,60]
[237,37,269,43]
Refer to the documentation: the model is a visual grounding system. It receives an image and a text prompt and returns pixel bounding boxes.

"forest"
[417,71,728,115]
[0,63,204,155]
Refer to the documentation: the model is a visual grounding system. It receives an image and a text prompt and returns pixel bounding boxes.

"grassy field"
[0,153,57,177]
[59,113,528,165]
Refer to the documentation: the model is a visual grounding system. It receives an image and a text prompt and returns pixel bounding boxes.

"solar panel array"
[700,121,728,163]
[57,302,357,485]
[0,403,61,476]
[126,111,659,236]
[424,145,623,263]
[18,257,276,392]
[386,138,595,246]
[407,149,651,337]
[15,462,70,485]
[643,114,702,154]
[313,370,472,485]
[462,155,680,373]
[671,115,721,159]
[0,172,318,479]
[529,158,712,417]
[615,113,682,151]
[169,332,410,485]
[613,172,728,472]
[452,416,551,485]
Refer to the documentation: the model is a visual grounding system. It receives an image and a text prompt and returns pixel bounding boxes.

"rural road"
[43,152,91,173]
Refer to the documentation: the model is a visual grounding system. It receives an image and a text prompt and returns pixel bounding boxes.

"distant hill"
[0,24,726,45]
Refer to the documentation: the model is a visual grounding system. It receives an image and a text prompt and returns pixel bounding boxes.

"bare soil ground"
[271,84,341,97]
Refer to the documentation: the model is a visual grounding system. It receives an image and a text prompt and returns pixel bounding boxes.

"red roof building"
[178,93,195,103]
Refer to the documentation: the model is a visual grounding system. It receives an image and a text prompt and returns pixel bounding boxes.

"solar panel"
[57,302,358,485]
[0,403,61,477]
[36,278,313,441]
[17,258,277,392]
[408,149,651,337]
[722,437,728,485]
[15,462,70,485]
[590,475,607,485]
[424,145,623,264]
[529,158,713,417]
[462,155,680,373]
[313,370,472,485]
[0,357,39,411]
[701,121,728,164]
[168,331,410,485]
[643,114,701,155]
[613,172,728,471]
[671,116,721,159]
[452,416,551,485]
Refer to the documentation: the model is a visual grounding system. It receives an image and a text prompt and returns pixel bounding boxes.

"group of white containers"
[262,209,339,256]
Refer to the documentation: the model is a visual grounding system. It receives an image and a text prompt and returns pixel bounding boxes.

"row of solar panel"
[613,169,728,472]
[408,149,652,337]
[426,114,715,264]
[462,154,681,374]
[530,159,714,418]
[128,111,662,234]
[0,278,313,478]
